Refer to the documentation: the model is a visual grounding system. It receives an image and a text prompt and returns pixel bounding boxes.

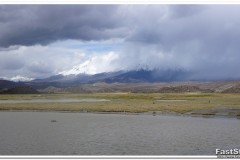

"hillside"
[37,81,240,94]
[2,75,240,94]
[157,85,214,93]
[30,69,188,84]
[0,86,39,94]
[0,80,26,89]
[221,84,240,93]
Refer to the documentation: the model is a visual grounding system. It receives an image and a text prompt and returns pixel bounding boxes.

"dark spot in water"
[152,111,156,116]
[50,120,57,122]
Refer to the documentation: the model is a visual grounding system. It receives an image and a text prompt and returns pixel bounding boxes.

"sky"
[0,5,240,81]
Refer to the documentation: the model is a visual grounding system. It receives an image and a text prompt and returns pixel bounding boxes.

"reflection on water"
[0,112,239,155]
[0,98,110,104]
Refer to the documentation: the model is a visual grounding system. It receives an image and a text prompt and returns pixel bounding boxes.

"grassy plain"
[0,93,240,117]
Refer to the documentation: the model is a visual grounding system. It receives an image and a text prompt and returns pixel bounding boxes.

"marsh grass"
[0,93,240,115]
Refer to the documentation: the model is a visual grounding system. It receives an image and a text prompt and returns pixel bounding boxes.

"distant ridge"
[157,85,214,93]
[221,84,240,93]
[0,86,39,94]
[2,70,240,94]
[0,80,26,89]
[31,69,189,84]
[0,80,40,94]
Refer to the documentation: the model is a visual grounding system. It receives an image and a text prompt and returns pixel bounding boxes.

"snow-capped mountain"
[32,68,189,84]
[59,52,119,76]
[59,60,92,76]
[1,76,33,82]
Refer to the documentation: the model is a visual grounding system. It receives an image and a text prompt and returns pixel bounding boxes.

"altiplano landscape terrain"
[1,4,240,156]
[1,79,240,118]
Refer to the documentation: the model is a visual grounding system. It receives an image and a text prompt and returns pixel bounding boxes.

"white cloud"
[0,44,88,79]
[0,42,122,79]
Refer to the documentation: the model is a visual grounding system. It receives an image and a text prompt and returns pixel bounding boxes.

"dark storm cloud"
[1,5,240,80]
[0,5,127,47]
[117,5,240,80]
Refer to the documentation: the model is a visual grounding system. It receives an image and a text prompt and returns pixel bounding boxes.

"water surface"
[0,112,239,155]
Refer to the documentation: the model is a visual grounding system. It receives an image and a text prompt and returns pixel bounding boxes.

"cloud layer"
[0,5,128,47]
[1,5,240,81]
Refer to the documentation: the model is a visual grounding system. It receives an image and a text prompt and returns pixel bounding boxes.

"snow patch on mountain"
[1,75,33,82]
[59,52,119,76]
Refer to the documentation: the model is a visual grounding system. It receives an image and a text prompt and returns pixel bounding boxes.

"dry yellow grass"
[0,93,240,114]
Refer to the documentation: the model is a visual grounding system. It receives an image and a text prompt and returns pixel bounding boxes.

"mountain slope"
[0,80,26,89]
[102,69,188,83]
[31,69,189,84]
[1,86,39,94]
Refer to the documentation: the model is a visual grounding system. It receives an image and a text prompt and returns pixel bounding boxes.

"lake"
[0,111,239,155]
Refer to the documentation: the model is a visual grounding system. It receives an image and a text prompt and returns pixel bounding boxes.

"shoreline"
[1,109,240,119]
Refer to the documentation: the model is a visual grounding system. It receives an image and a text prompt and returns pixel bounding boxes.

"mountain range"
[32,69,189,84]
[1,68,240,94]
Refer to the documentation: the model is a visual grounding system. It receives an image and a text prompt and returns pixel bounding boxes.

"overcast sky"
[1,5,240,81]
